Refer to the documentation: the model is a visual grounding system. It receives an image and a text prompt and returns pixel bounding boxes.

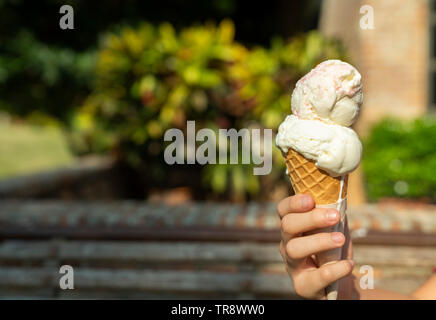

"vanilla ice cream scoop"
[276,59,363,177]
[276,115,362,176]
[291,59,362,127]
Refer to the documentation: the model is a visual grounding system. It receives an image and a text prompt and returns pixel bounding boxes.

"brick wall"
[320,0,429,135]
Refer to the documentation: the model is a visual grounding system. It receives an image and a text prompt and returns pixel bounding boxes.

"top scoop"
[291,59,362,127]
[276,60,363,177]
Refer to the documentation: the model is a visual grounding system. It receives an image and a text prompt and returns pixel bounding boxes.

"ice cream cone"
[284,149,348,204]
[276,60,363,300]
[283,148,349,300]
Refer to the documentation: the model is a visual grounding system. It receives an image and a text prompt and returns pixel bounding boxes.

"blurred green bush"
[71,20,346,200]
[363,117,436,202]
[0,31,95,123]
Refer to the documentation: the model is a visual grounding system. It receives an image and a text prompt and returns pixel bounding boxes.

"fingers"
[280,240,318,272]
[293,260,354,298]
[277,195,351,299]
[281,208,340,236]
[277,194,315,218]
[286,232,345,260]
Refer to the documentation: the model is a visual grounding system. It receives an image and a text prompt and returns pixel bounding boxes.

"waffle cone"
[284,149,348,205]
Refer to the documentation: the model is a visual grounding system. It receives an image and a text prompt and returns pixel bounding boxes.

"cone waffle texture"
[284,149,348,205]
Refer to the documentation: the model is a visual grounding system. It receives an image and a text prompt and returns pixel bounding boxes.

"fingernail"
[326,210,338,221]
[331,232,344,243]
[348,260,355,268]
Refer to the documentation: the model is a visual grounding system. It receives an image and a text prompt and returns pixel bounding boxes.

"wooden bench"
[0,200,435,299]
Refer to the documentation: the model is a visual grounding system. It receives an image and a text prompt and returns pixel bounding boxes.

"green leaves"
[363,117,436,201]
[75,20,346,199]
[203,163,260,199]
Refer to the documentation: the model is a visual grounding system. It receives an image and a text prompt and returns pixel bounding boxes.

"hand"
[277,194,358,299]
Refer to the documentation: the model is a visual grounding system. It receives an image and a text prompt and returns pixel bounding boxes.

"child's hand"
[277,194,356,299]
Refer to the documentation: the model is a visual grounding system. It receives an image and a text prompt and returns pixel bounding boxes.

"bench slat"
[1,240,435,267]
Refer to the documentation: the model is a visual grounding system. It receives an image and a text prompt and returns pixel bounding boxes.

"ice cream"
[276,59,363,177]
[291,59,363,127]
[275,59,363,300]
[275,115,361,177]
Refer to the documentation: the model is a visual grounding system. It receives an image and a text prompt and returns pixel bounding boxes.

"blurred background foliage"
[363,117,436,202]
[71,21,346,200]
[0,0,335,200]
[0,0,321,124]
[0,0,431,202]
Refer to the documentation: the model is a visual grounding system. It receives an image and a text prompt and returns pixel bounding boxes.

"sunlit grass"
[0,123,75,179]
